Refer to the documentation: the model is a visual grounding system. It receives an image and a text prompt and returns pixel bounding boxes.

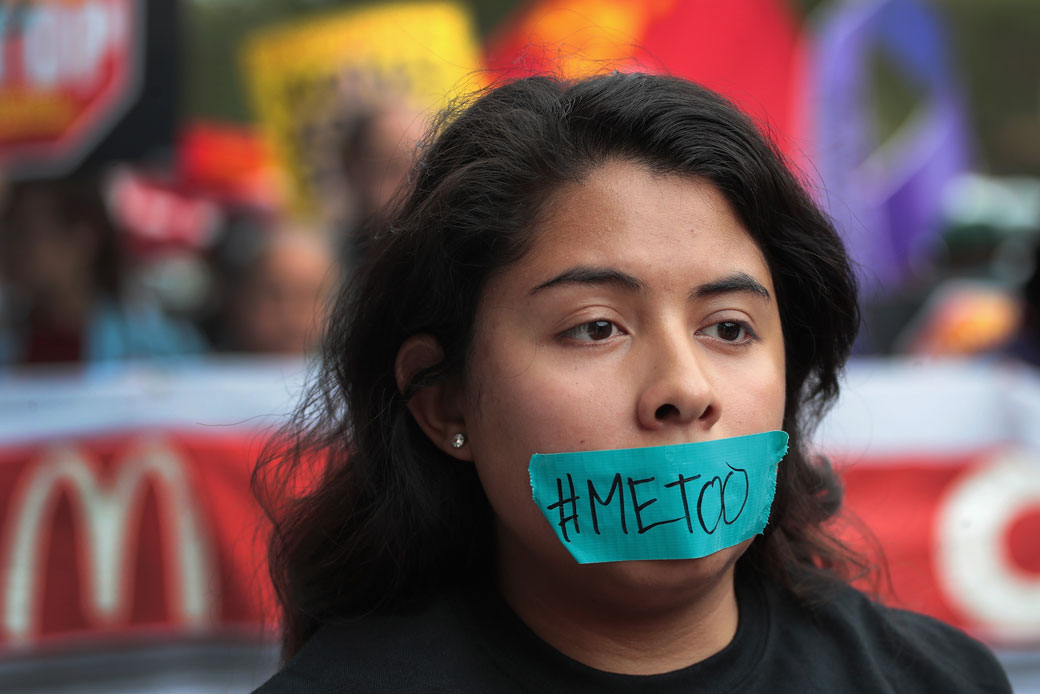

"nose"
[635,332,719,431]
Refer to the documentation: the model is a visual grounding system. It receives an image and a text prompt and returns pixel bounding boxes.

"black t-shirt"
[254,569,1011,693]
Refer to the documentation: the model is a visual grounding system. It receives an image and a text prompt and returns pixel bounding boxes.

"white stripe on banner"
[0,357,310,445]
[816,357,1040,456]
[4,356,1037,454]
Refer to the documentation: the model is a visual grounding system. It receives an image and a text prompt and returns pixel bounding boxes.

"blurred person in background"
[334,91,428,267]
[0,178,205,366]
[214,223,335,355]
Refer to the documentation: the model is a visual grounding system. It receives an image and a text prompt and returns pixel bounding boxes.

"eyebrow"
[531,266,646,294]
[691,272,771,302]
[531,266,770,302]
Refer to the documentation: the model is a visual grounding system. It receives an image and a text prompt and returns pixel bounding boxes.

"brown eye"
[701,321,753,343]
[563,320,622,342]
[716,322,744,341]
[587,320,614,340]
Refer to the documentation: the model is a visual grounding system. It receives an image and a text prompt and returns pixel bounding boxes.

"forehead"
[502,160,773,293]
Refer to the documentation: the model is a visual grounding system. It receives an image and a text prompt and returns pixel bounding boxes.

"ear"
[395,334,472,461]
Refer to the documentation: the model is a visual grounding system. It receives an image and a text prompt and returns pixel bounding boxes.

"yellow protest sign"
[243,2,484,218]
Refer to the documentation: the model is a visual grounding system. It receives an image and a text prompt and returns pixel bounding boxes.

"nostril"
[654,404,680,420]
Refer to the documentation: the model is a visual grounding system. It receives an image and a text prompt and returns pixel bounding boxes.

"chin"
[572,541,750,615]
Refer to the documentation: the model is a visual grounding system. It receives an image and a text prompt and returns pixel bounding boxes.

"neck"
[497,540,741,675]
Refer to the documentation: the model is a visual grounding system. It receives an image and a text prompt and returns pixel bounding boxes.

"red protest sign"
[0,0,142,178]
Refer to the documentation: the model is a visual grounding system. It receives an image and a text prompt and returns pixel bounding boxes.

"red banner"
[0,359,1036,689]
[4,435,1036,652]
[839,449,1040,646]
[0,430,274,651]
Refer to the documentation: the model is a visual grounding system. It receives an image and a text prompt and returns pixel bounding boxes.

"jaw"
[495,526,749,674]
[495,519,750,623]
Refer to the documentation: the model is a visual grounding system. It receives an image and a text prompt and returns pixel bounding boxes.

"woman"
[254,73,1010,692]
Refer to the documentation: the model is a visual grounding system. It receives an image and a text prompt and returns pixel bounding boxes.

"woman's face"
[459,160,786,606]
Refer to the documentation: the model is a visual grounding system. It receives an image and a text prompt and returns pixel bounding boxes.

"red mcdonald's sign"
[0,433,272,648]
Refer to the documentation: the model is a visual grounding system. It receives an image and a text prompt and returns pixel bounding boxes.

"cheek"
[467,342,625,458]
[463,344,622,538]
[700,314,786,435]
[727,346,787,431]
[464,376,552,544]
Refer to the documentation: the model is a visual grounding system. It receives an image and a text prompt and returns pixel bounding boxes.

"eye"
[699,321,755,344]
[561,319,624,342]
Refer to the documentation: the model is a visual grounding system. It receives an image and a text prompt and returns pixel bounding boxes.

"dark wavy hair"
[254,72,863,658]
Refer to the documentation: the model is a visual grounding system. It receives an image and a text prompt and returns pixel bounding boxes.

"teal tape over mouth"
[529,431,789,564]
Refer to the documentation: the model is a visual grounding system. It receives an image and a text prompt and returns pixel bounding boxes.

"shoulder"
[763,577,1011,693]
[879,604,1010,691]
[252,595,501,694]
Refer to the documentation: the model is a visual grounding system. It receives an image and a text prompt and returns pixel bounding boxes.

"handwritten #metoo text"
[546,465,751,542]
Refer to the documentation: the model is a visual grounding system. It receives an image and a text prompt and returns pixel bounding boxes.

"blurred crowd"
[0,93,429,367]
[3,107,1040,371]
[1,0,1040,372]
[855,173,1040,365]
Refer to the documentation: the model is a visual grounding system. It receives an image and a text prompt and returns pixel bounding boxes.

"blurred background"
[0,0,1038,691]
